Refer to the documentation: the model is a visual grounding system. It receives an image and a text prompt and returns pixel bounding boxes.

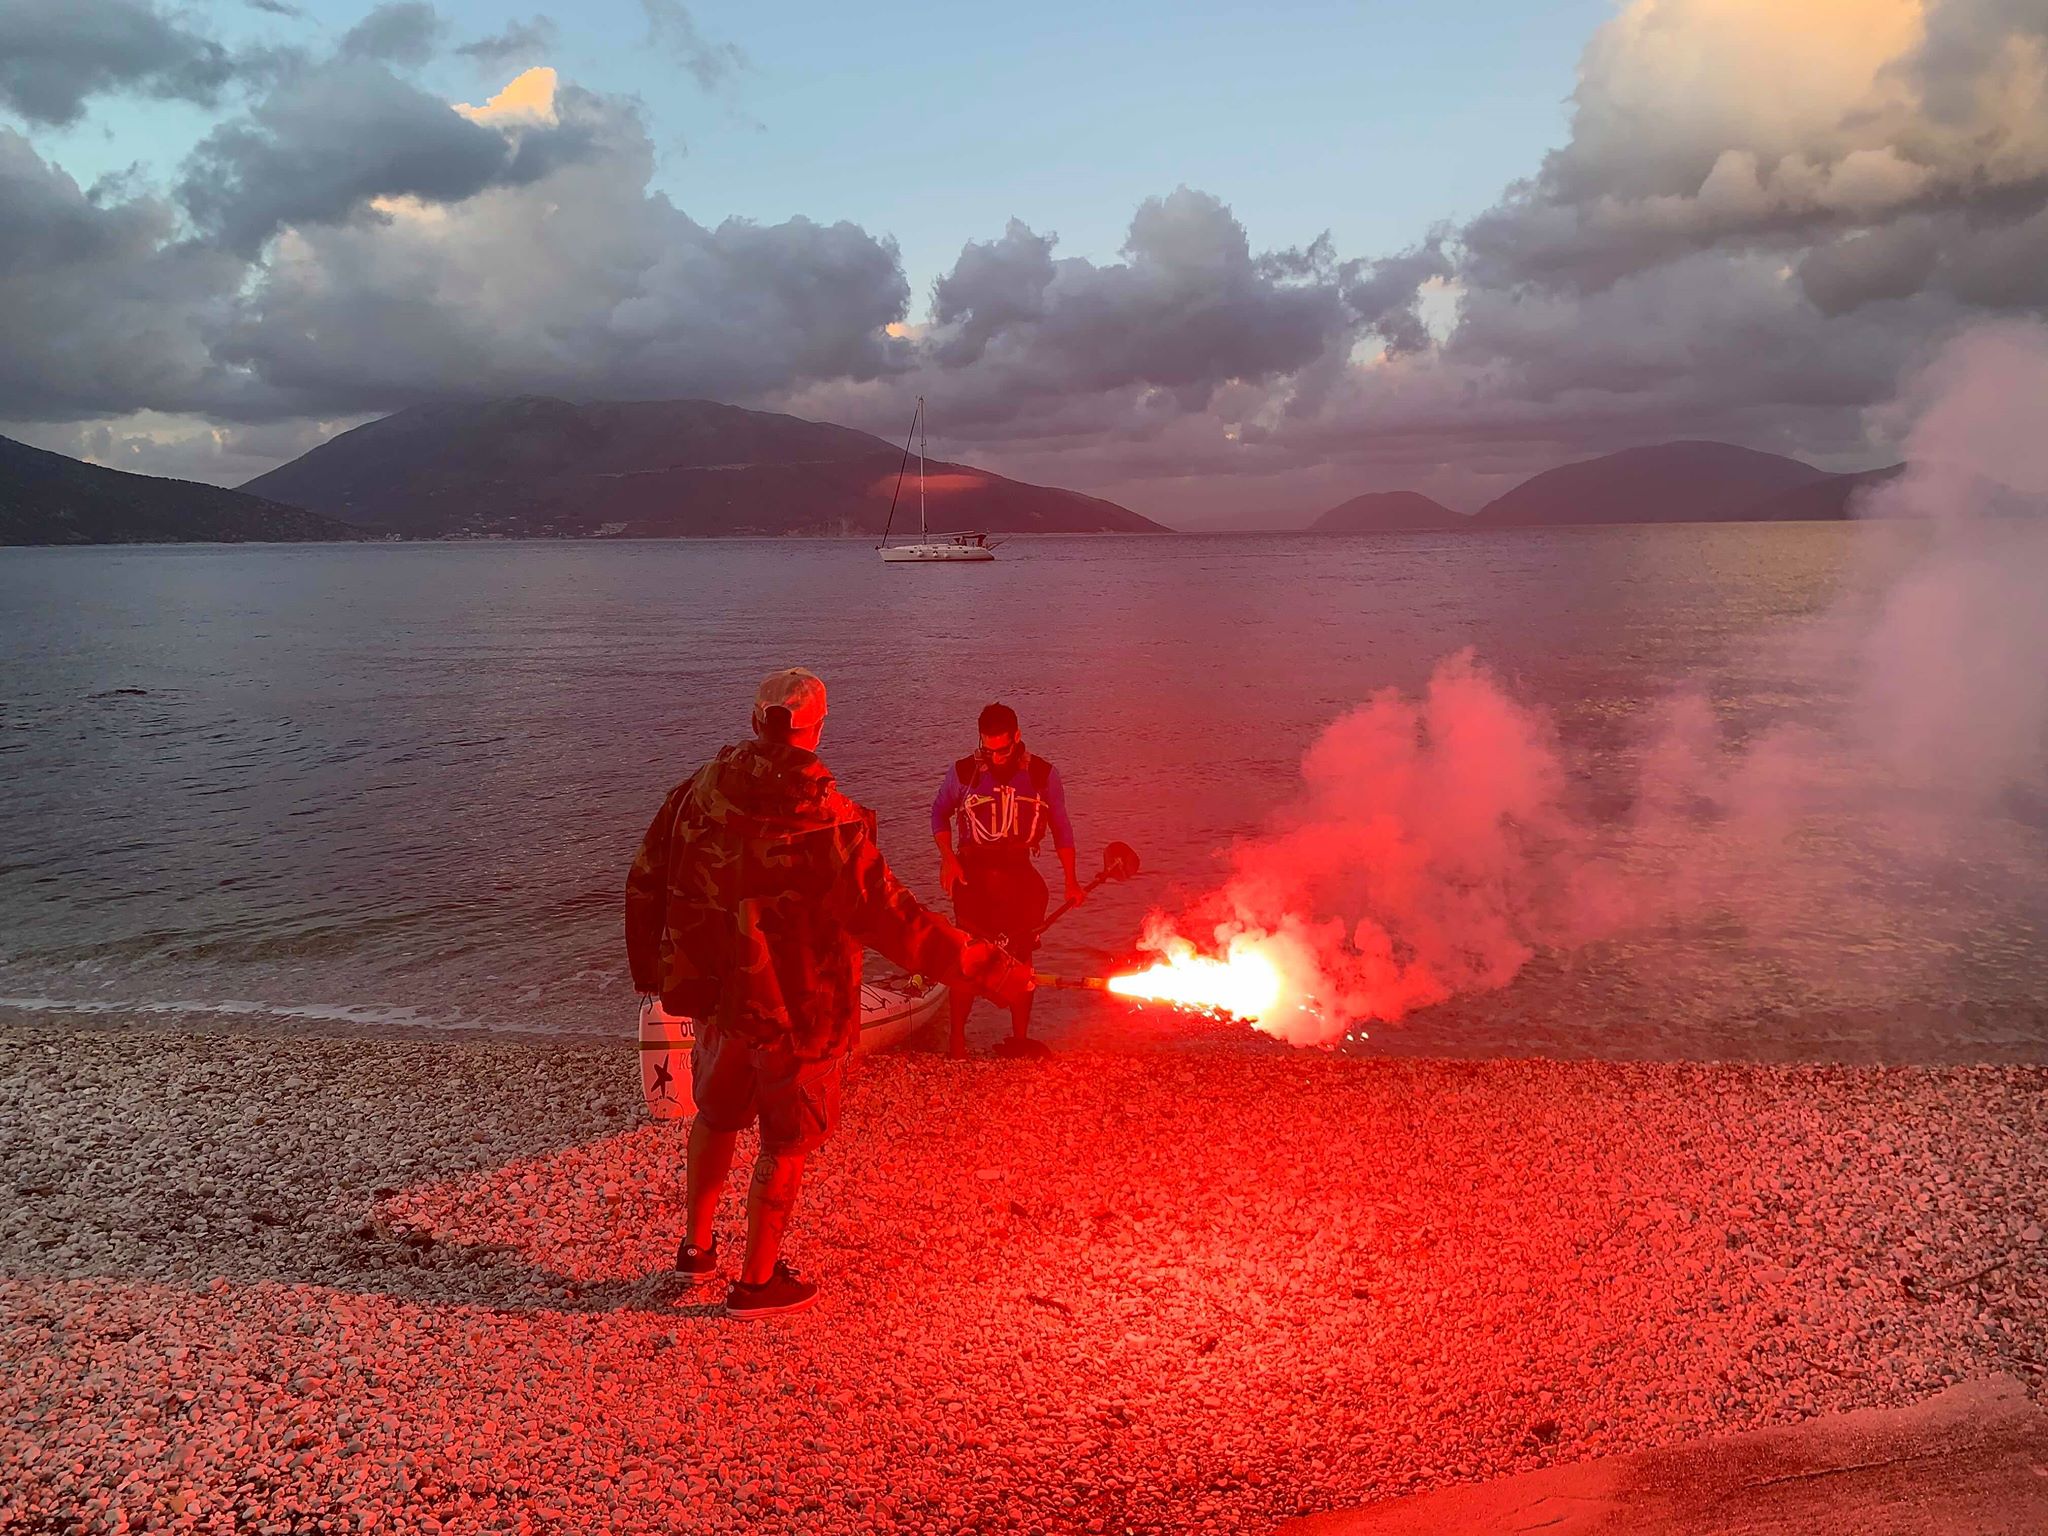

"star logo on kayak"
[648,1057,675,1101]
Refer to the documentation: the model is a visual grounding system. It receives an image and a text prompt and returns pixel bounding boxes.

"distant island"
[1310,441,1906,533]
[1310,490,1465,533]
[241,397,1164,539]
[0,433,363,546]
[1746,463,1906,521]
[1469,441,1833,527]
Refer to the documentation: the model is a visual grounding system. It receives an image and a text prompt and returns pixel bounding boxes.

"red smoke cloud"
[1134,322,2048,1047]
[1138,652,1626,1045]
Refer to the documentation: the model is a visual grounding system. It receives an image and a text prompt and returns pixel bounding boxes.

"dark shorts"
[691,1025,845,1156]
[955,851,1049,960]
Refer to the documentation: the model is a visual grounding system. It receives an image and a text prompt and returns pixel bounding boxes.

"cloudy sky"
[2,0,2044,525]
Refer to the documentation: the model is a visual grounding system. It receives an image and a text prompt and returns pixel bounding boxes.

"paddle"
[1032,972,1112,991]
[1033,840,1141,940]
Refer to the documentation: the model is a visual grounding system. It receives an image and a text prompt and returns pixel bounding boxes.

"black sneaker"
[675,1237,719,1283]
[725,1261,818,1319]
[993,1036,1051,1060]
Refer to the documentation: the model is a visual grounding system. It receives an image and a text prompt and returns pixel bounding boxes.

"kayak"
[855,973,949,1052]
[637,971,948,1119]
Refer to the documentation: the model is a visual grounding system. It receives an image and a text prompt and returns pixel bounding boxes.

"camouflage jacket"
[625,739,1006,1059]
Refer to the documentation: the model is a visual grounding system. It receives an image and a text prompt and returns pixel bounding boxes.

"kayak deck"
[857,976,948,1053]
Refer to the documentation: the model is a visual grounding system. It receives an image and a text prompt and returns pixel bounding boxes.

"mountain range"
[241,397,1163,538]
[0,433,360,546]
[1746,463,1908,521]
[3,404,1937,546]
[1310,441,1909,533]
[1470,441,1829,527]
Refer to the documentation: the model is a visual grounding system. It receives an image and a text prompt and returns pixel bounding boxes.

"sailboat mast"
[917,396,928,539]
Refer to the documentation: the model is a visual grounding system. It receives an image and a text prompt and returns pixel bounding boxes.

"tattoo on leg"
[751,1152,798,1217]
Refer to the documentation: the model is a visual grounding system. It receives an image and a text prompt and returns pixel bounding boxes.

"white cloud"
[454,65,558,127]
[3,411,364,486]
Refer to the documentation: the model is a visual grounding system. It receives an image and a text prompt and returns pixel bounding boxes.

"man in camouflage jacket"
[626,667,1029,1317]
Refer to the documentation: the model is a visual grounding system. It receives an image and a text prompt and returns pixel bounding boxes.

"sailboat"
[877,397,996,563]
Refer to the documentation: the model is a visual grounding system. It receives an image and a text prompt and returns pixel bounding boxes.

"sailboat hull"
[880,542,995,562]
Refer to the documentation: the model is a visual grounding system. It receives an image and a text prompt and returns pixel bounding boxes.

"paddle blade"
[1101,841,1141,881]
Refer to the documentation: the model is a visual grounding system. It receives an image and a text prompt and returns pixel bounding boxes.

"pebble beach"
[4,1016,2046,1535]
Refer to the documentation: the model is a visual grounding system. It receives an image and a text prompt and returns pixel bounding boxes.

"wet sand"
[3,1017,2045,1534]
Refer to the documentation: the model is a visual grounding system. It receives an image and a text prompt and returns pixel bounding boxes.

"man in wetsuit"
[627,668,1032,1317]
[932,701,1085,1059]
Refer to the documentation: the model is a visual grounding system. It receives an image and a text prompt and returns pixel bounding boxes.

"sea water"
[2,528,2042,1060]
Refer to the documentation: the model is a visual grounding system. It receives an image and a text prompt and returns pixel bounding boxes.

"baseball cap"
[754,667,828,734]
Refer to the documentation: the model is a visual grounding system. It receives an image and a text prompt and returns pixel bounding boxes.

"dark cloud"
[457,16,558,74]
[246,0,303,16]
[1441,252,1922,428]
[776,189,1439,510]
[2,39,907,430]
[210,88,907,412]
[929,220,1056,367]
[338,2,443,67]
[1943,202,2048,310]
[641,0,746,91]
[0,130,247,421]
[0,0,237,126]
[1905,0,2048,123]
[923,189,1351,422]
[1798,221,1942,316]
[1340,236,1453,356]
[178,59,598,255]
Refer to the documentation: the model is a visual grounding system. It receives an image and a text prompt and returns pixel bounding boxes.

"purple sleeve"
[930,770,964,836]
[1044,765,1075,851]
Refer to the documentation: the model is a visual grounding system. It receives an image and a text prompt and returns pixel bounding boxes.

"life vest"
[953,751,1055,855]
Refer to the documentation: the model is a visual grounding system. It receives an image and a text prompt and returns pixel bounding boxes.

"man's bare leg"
[947,985,973,1059]
[1008,988,1034,1044]
[740,1149,806,1285]
[685,1119,738,1250]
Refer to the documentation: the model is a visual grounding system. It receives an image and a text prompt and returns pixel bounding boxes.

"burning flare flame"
[1106,935,1288,1024]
